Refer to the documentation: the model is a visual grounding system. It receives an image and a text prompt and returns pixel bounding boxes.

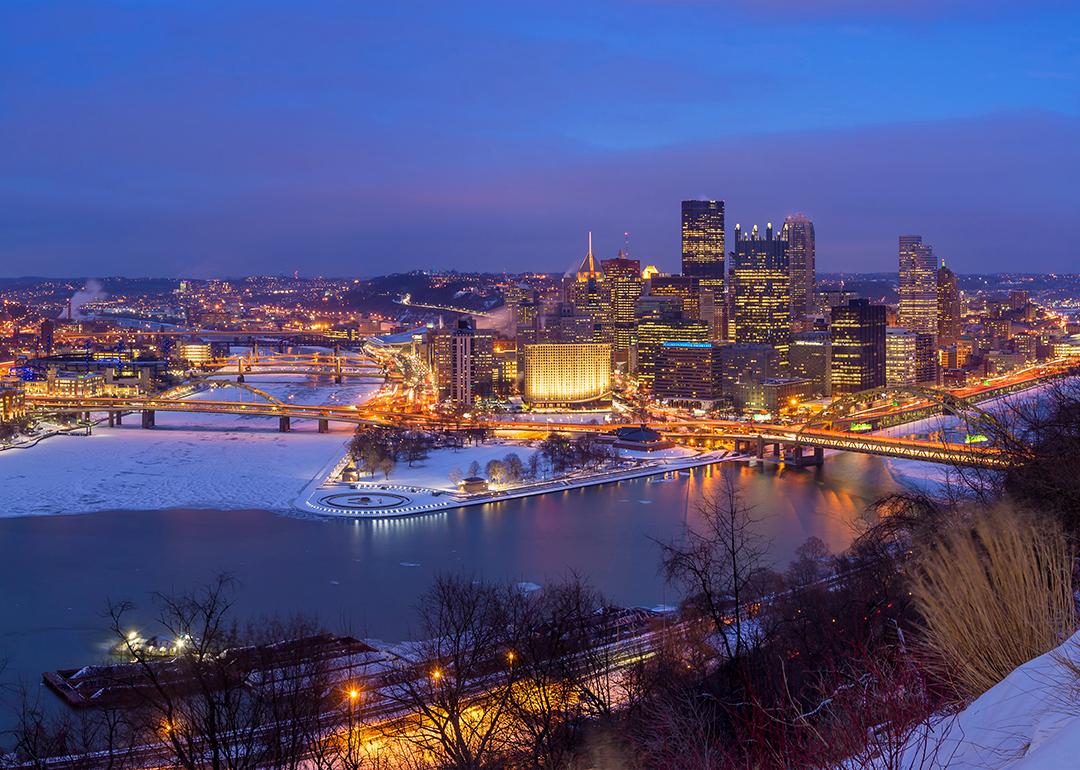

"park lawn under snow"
[367,441,541,492]
[0,376,378,518]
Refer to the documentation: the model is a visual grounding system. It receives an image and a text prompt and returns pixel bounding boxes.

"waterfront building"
[522,343,612,409]
[830,299,886,394]
[681,200,725,292]
[937,262,962,342]
[0,385,26,422]
[719,343,780,412]
[177,342,212,364]
[898,235,939,335]
[762,377,814,413]
[24,370,107,398]
[886,328,918,385]
[600,252,643,357]
[732,223,791,365]
[429,318,494,404]
[782,213,816,320]
[654,341,725,409]
[790,331,831,397]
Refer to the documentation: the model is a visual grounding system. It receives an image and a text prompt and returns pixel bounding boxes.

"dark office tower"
[732,223,792,365]
[39,319,55,354]
[782,213,816,320]
[937,262,962,342]
[428,318,494,405]
[898,235,939,335]
[829,299,886,394]
[600,251,642,357]
[681,200,725,291]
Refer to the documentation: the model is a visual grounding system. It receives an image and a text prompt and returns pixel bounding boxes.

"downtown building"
[731,223,792,366]
[790,330,832,397]
[681,200,726,338]
[600,252,643,359]
[782,213,816,323]
[937,262,962,342]
[522,342,612,409]
[898,235,939,335]
[563,233,606,343]
[653,341,725,409]
[632,298,710,389]
[830,299,886,394]
[428,318,495,405]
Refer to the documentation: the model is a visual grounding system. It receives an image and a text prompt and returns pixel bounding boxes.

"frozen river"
[0,372,971,704]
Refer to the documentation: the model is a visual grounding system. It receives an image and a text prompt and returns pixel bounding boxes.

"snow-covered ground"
[359,441,540,491]
[886,631,1080,769]
[0,375,379,518]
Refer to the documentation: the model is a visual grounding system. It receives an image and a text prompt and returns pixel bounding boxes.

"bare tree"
[658,466,771,660]
[381,575,517,770]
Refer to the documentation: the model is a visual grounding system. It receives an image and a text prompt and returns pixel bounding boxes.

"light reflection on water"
[0,451,899,693]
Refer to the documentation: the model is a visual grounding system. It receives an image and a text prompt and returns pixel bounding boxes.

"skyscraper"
[830,299,886,394]
[563,232,606,343]
[782,213,816,320]
[681,200,725,288]
[886,327,918,385]
[937,262,962,342]
[898,235,939,335]
[732,223,792,365]
[600,251,642,357]
[428,318,495,404]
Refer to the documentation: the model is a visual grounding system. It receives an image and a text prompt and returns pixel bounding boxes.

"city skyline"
[2,1,1078,277]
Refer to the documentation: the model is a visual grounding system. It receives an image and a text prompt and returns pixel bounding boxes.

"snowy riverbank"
[0,376,378,518]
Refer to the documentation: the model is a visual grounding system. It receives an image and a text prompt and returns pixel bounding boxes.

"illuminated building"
[732,223,791,365]
[0,385,26,422]
[492,338,518,394]
[654,341,725,409]
[886,328,917,385]
[782,213,816,320]
[937,262,962,342]
[641,264,661,281]
[898,235,939,335]
[681,199,725,297]
[177,342,212,364]
[762,378,813,413]
[790,331,831,397]
[25,371,107,398]
[633,314,709,388]
[646,274,710,322]
[719,343,779,412]
[563,233,606,343]
[522,343,612,409]
[429,318,494,404]
[830,299,885,394]
[600,252,642,357]
[532,302,595,344]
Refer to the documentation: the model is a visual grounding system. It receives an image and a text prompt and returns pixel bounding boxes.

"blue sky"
[1,0,1077,276]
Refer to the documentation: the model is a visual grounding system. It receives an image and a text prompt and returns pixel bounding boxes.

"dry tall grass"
[909,504,1076,700]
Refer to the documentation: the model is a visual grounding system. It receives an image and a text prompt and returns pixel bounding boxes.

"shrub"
[909,504,1075,700]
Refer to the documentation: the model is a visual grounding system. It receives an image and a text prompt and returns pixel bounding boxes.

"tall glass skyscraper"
[782,213,816,319]
[937,262,962,342]
[732,223,791,366]
[830,299,886,394]
[898,235,939,335]
[681,200,725,286]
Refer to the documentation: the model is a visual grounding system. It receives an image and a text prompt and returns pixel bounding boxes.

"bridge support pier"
[108,411,117,427]
[115,411,123,426]
[237,373,245,383]
[141,410,155,429]
[334,374,343,385]
[279,416,291,432]
[318,419,329,433]
[755,436,765,459]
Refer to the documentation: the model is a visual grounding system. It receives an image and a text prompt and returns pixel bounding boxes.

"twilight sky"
[1,0,1078,277]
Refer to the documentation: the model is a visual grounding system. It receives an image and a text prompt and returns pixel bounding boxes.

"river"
[0,451,901,697]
